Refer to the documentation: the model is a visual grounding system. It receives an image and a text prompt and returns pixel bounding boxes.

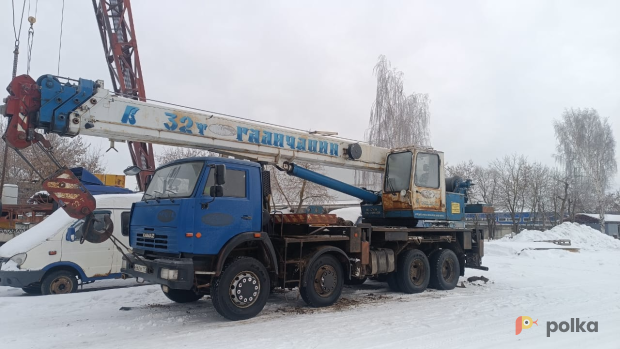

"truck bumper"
[121,255,195,290]
[0,269,45,288]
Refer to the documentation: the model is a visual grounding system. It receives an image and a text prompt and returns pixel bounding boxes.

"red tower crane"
[92,0,155,190]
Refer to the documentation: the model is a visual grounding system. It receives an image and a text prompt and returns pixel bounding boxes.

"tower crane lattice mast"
[92,0,155,191]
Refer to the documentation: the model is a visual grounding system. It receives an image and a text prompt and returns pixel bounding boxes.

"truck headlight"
[160,268,178,280]
[9,253,27,267]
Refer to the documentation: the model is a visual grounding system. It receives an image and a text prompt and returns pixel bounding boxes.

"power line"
[57,0,65,75]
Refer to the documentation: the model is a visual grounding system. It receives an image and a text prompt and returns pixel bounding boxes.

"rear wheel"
[211,257,270,321]
[396,249,430,294]
[161,285,203,303]
[41,270,78,295]
[429,249,460,290]
[300,254,343,307]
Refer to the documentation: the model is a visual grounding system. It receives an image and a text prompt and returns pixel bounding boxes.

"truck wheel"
[300,254,343,307]
[396,249,430,294]
[22,285,42,295]
[344,276,367,286]
[386,272,401,292]
[41,270,78,295]
[429,249,460,290]
[161,285,203,303]
[211,257,270,321]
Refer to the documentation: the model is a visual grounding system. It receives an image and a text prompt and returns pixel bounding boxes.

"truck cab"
[122,157,278,318]
[130,157,264,257]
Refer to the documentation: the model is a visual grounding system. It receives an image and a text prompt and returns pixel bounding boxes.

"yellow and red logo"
[516,316,538,335]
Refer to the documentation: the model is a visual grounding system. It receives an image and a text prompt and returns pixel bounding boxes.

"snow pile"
[506,222,620,251]
[0,260,20,271]
[0,209,75,258]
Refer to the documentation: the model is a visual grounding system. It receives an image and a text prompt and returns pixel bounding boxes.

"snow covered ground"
[1,224,619,349]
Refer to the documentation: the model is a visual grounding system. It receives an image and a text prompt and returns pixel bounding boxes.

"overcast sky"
[1,0,619,191]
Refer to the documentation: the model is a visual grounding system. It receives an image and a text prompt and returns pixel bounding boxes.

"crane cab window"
[414,153,440,189]
[204,168,247,198]
[384,151,412,192]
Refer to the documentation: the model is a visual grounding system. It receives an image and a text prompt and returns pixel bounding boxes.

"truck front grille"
[136,232,168,250]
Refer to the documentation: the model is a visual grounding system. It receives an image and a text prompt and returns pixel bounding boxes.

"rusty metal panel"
[361,241,370,265]
[42,168,96,219]
[271,213,337,225]
[382,191,413,211]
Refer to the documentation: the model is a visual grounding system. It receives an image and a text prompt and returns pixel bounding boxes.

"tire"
[161,285,203,303]
[22,286,42,295]
[300,254,344,307]
[396,249,430,294]
[429,249,460,291]
[386,272,401,292]
[211,257,270,321]
[344,276,367,286]
[41,270,78,295]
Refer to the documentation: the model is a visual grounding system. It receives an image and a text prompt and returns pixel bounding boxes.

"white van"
[0,193,142,295]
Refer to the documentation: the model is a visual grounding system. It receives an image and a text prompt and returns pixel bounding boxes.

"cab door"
[193,164,260,255]
[411,151,443,212]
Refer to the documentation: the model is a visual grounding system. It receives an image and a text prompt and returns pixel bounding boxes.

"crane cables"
[57,0,65,75]
[26,0,39,75]
[11,0,27,78]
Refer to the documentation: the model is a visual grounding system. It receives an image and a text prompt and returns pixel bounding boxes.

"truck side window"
[121,212,130,236]
[204,168,247,198]
[414,153,440,188]
[384,151,412,192]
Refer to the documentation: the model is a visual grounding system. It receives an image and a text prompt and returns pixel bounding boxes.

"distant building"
[573,214,620,238]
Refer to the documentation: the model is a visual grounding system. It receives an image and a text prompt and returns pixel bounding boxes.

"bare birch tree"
[492,155,530,233]
[356,55,431,189]
[270,163,335,213]
[554,108,617,234]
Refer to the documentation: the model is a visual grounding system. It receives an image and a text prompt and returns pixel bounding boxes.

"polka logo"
[516,316,538,335]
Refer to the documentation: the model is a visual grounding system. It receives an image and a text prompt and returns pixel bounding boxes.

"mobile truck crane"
[2,74,488,320]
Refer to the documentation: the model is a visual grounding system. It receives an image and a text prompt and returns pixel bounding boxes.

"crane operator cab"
[361,148,470,228]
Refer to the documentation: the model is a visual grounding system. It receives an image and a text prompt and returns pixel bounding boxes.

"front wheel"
[300,254,344,307]
[41,270,78,295]
[211,257,270,321]
[161,285,203,303]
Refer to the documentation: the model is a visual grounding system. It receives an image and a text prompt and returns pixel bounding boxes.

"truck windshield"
[384,151,412,193]
[145,162,204,199]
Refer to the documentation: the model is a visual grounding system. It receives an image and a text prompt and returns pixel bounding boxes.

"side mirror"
[65,227,76,242]
[214,164,226,185]
[123,165,143,176]
[210,185,224,197]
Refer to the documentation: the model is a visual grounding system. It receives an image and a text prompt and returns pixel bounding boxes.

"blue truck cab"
[130,157,263,256]
[121,157,279,319]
